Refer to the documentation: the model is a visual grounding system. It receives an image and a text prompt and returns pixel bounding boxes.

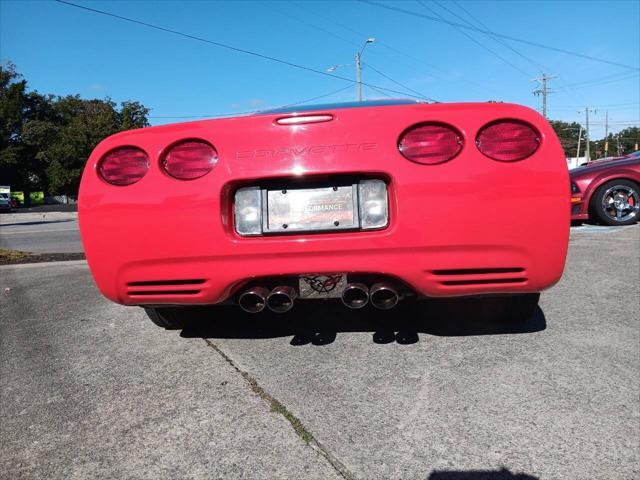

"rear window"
[261,99,423,115]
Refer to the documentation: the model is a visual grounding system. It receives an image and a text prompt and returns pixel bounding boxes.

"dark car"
[571,155,640,225]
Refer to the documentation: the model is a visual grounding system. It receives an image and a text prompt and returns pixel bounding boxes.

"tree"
[0,63,150,196]
[119,101,150,130]
[549,120,583,158]
[44,96,120,194]
[602,127,640,156]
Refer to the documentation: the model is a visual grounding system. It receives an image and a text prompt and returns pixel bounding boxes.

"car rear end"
[79,100,569,312]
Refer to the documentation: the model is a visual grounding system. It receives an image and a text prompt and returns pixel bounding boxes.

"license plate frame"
[263,184,359,234]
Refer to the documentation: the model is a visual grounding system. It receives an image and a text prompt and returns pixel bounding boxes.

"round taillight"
[398,123,463,165]
[162,140,218,180]
[98,147,149,186]
[476,120,540,161]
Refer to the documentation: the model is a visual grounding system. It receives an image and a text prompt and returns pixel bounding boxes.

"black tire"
[143,307,189,330]
[591,179,640,226]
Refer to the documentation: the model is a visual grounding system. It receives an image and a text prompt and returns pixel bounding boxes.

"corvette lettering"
[236,143,377,160]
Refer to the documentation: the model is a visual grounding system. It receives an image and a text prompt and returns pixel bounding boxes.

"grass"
[0,248,31,263]
[0,249,85,265]
[204,339,316,444]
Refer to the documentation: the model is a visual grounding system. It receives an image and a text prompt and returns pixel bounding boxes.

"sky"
[1,0,639,138]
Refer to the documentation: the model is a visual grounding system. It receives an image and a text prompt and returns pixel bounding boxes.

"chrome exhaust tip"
[239,286,270,313]
[341,283,369,309]
[267,286,297,313]
[369,282,399,310]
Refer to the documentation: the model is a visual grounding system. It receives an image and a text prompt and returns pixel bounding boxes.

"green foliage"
[601,127,640,156]
[0,63,150,196]
[550,120,583,157]
[550,120,639,159]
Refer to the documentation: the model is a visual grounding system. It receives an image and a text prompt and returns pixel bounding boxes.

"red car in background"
[570,154,640,225]
[79,100,570,329]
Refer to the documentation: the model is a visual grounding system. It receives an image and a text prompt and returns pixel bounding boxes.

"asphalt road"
[0,212,82,254]
[1,225,639,479]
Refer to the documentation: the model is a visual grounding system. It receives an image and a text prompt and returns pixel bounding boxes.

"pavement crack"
[202,338,357,480]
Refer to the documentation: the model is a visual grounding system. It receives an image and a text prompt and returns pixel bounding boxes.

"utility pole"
[579,108,596,162]
[604,111,609,157]
[355,38,375,102]
[532,74,556,118]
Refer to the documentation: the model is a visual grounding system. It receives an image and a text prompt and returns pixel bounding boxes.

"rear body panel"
[79,102,570,305]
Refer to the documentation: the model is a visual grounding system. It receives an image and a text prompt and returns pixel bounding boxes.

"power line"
[445,0,586,106]
[53,0,434,101]
[450,0,546,73]
[563,72,639,90]
[359,0,639,71]
[265,0,437,101]
[417,0,531,78]
[563,71,639,88]
[288,0,501,96]
[263,1,361,49]
[148,84,355,119]
[363,63,437,101]
[549,102,640,109]
[366,84,395,99]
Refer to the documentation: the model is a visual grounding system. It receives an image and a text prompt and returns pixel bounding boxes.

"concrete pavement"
[1,225,639,479]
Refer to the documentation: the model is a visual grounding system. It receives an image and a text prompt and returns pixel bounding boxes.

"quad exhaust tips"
[266,286,297,313]
[239,282,398,312]
[369,282,399,310]
[341,283,370,309]
[238,286,270,313]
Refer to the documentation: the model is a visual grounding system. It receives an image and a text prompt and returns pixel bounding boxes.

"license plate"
[265,185,358,233]
[299,274,347,299]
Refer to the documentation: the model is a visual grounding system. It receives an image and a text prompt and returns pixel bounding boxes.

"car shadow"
[427,468,538,479]
[179,298,546,345]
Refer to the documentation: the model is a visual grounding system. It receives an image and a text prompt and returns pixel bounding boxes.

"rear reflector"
[398,123,463,164]
[476,120,540,161]
[98,147,149,186]
[162,140,218,180]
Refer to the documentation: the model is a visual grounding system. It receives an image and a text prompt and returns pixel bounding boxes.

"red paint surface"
[79,102,570,305]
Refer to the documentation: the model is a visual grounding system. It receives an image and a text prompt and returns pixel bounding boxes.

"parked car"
[0,195,12,213]
[79,100,570,329]
[570,155,640,225]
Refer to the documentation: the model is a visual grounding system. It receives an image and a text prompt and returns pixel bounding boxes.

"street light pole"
[576,126,583,160]
[356,38,375,102]
[579,108,596,162]
[355,52,362,102]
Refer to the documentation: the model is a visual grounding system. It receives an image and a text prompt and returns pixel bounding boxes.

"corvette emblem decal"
[301,274,343,293]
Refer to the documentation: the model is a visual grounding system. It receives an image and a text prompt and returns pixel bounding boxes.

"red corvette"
[79,100,570,329]
[570,155,640,225]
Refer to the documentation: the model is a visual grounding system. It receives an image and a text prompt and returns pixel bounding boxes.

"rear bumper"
[80,175,569,305]
[114,243,560,305]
